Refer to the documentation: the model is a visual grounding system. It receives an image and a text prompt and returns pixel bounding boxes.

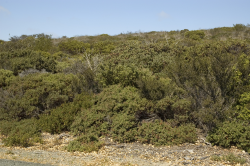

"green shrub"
[0,50,57,75]
[52,51,69,60]
[234,24,247,32]
[38,92,93,134]
[0,34,53,52]
[167,40,250,131]
[65,60,100,94]
[70,85,152,140]
[0,73,76,121]
[58,39,90,55]
[236,89,250,121]
[0,119,42,147]
[98,63,140,87]
[91,41,115,54]
[0,69,15,88]
[65,134,104,152]
[211,153,246,165]
[136,120,197,146]
[110,113,137,143]
[104,41,171,74]
[70,108,108,137]
[185,30,205,40]
[207,121,250,153]
[136,77,170,101]
[12,51,57,75]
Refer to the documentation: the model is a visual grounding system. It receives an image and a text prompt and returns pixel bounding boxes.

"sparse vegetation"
[211,153,246,165]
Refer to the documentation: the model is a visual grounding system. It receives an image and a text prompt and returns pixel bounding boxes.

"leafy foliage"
[38,92,93,134]
[184,30,205,40]
[0,50,57,75]
[207,121,250,153]
[0,119,42,147]
[137,120,197,146]
[65,134,104,152]
[0,73,76,121]
[0,69,15,88]
[1,25,250,153]
[58,39,90,55]
[167,40,250,131]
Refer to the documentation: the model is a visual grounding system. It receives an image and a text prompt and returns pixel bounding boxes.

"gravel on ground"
[0,130,249,166]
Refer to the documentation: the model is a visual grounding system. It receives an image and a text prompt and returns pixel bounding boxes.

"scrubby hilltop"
[0,24,250,156]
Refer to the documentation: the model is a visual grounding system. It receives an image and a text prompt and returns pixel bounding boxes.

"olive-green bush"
[1,26,250,152]
[0,73,76,121]
[0,69,15,88]
[0,118,42,147]
[207,120,250,153]
[0,50,57,75]
[58,39,90,55]
[70,84,194,146]
[184,30,205,40]
[65,134,104,152]
[38,92,93,134]
[137,120,197,146]
[167,39,250,131]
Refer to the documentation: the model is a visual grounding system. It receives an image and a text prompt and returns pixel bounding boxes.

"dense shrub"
[70,85,145,137]
[0,50,57,75]
[0,34,53,52]
[91,41,115,54]
[58,39,90,55]
[65,134,104,152]
[105,41,171,74]
[70,84,193,147]
[1,26,250,152]
[234,24,247,32]
[0,73,76,121]
[11,51,57,75]
[236,92,250,121]
[38,92,93,134]
[136,120,197,146]
[0,69,15,88]
[0,118,42,147]
[98,63,140,87]
[167,40,250,131]
[136,76,170,101]
[65,59,101,94]
[184,30,205,40]
[207,121,250,153]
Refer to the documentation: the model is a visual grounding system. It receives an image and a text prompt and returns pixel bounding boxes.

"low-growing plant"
[65,134,104,152]
[110,113,137,143]
[136,120,197,146]
[207,120,250,153]
[211,153,246,165]
[0,118,42,147]
[210,155,222,162]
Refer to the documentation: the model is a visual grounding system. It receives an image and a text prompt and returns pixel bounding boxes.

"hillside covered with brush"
[1,24,250,153]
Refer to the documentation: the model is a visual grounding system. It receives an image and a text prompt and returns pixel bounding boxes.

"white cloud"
[158,11,169,19]
[0,6,10,14]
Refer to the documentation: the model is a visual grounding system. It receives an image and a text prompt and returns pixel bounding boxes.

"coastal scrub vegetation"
[0,24,250,152]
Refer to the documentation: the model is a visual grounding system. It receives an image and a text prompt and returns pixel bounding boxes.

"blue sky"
[0,0,249,41]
